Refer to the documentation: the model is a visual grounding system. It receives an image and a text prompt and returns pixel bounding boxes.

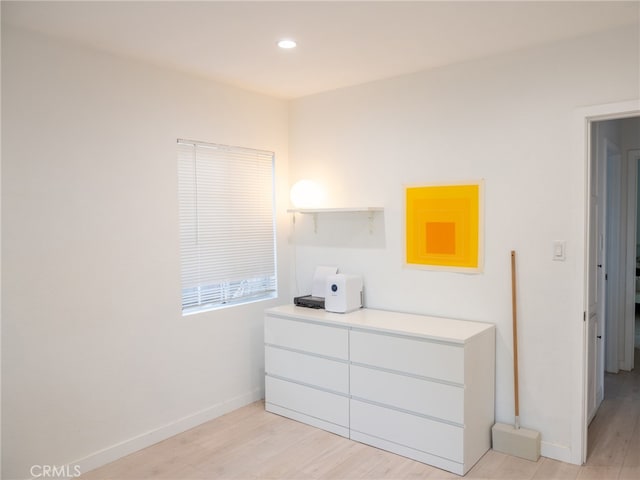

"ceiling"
[3,1,639,99]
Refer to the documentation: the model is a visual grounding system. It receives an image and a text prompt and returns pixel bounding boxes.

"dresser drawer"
[265,376,349,428]
[350,365,464,424]
[350,330,464,383]
[265,346,349,394]
[350,399,463,463]
[265,316,348,360]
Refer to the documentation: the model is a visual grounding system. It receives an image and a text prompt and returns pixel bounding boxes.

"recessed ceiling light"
[277,39,297,49]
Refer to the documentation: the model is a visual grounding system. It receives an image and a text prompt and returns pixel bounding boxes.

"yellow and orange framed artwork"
[405,182,483,272]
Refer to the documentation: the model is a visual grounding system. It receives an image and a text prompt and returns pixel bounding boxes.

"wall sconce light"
[290,179,326,209]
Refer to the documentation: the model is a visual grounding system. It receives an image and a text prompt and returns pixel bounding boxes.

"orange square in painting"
[405,183,481,271]
[425,222,456,254]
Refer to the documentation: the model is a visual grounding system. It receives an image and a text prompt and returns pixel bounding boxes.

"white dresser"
[264,305,495,476]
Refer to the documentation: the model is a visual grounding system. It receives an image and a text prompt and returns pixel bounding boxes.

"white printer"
[324,274,363,313]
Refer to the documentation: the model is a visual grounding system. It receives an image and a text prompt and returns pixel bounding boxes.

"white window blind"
[177,139,277,313]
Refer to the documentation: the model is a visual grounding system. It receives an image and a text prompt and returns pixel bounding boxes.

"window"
[177,139,277,314]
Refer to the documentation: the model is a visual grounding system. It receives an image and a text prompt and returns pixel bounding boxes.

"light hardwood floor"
[81,353,640,480]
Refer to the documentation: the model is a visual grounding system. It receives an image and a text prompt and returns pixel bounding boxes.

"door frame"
[575,99,640,465]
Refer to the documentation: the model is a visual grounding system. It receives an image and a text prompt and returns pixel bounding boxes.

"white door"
[587,127,607,423]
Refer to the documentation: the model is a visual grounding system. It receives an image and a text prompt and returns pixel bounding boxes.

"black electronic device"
[294,295,325,309]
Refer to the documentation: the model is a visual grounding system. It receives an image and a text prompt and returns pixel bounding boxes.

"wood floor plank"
[619,465,640,480]
[621,413,640,469]
[575,465,621,480]
[294,433,370,479]
[465,449,508,478]
[486,455,542,480]
[532,458,580,480]
[316,440,400,479]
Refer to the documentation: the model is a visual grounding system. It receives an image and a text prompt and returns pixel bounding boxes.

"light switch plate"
[553,241,566,261]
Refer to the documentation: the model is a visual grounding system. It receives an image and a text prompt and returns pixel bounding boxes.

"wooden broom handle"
[511,251,520,422]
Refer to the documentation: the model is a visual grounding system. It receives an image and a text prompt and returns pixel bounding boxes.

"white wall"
[289,26,639,463]
[1,26,290,479]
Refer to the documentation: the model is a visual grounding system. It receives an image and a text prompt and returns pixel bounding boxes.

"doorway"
[594,117,640,377]
[585,114,640,460]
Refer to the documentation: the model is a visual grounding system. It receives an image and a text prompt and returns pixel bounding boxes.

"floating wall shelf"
[286,207,384,214]
[287,207,384,233]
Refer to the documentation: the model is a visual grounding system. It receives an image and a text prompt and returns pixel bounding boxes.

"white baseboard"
[541,440,573,464]
[51,388,264,480]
